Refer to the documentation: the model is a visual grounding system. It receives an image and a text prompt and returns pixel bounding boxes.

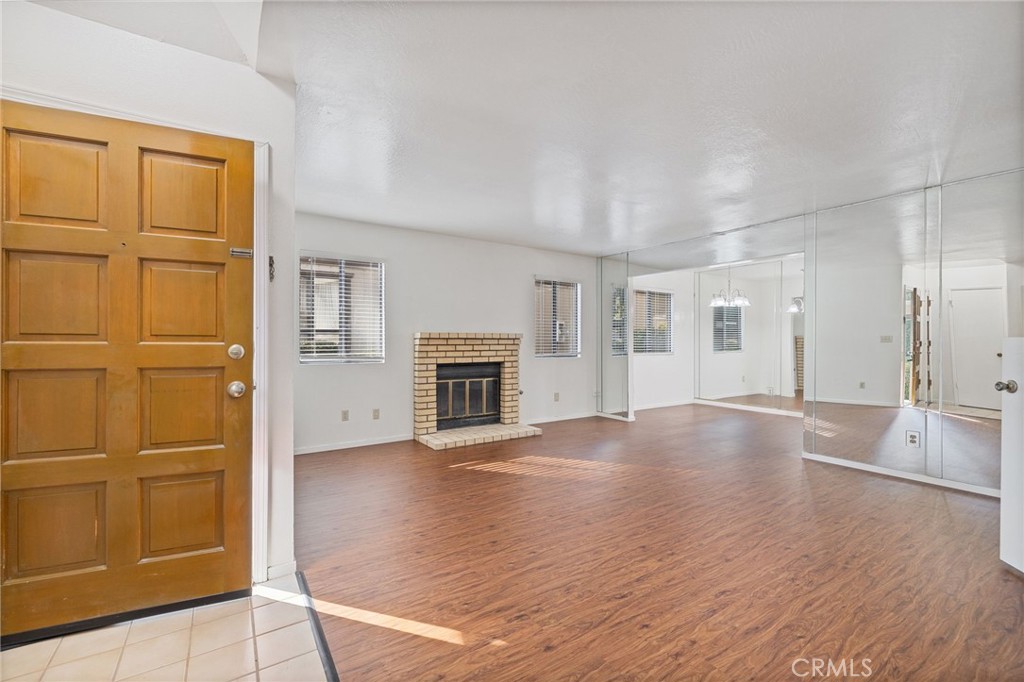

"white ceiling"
[36,1,1024,259]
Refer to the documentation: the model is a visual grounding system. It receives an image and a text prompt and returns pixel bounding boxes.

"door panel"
[949,288,1005,410]
[1,101,253,635]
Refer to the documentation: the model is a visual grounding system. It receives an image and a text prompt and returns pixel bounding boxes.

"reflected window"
[713,306,743,352]
[634,290,673,353]
[611,286,627,356]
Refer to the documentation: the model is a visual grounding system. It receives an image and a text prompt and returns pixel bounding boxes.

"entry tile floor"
[1,575,330,682]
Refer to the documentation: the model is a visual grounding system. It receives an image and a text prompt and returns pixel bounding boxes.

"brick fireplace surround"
[414,332,541,450]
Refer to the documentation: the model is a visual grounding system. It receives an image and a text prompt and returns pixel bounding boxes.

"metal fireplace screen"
[436,363,500,430]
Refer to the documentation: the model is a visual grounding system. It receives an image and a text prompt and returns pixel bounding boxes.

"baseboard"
[634,400,694,411]
[267,561,298,580]
[811,395,901,405]
[527,412,599,424]
[294,434,413,455]
[801,451,1000,498]
[693,399,803,418]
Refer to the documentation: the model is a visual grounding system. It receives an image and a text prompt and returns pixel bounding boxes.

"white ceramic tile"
[41,648,120,682]
[248,594,274,609]
[114,629,190,680]
[258,651,327,682]
[50,623,130,666]
[126,610,193,645]
[254,622,317,669]
[121,660,186,682]
[191,599,251,627]
[0,639,60,679]
[184,639,256,682]
[189,611,253,657]
[5,670,45,682]
[257,574,300,594]
[227,675,257,682]
[252,602,307,636]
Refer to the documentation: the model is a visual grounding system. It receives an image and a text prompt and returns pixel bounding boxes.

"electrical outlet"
[372,408,380,420]
[554,392,560,402]
[906,430,921,447]
[341,409,349,422]
[880,335,894,343]
[859,381,866,389]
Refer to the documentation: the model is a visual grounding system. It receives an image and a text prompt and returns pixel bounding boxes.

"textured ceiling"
[258,1,1024,257]
[36,1,1024,260]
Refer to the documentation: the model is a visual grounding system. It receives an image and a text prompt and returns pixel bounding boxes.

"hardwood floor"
[295,405,1024,681]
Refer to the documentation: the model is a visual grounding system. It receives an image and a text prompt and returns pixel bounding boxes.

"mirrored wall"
[696,258,804,413]
[597,169,1022,493]
[806,170,1023,491]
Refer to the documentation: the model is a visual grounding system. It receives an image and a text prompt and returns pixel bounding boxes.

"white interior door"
[949,288,1006,410]
[1000,339,1024,574]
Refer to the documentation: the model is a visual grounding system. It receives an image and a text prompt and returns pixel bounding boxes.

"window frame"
[611,286,628,357]
[632,288,674,354]
[712,305,744,353]
[534,278,582,358]
[298,252,386,364]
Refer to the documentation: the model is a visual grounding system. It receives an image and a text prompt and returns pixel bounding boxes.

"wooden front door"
[1,101,254,635]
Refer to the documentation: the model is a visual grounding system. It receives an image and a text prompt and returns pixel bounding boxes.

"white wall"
[815,261,904,406]
[294,213,598,452]
[631,270,696,410]
[2,2,298,576]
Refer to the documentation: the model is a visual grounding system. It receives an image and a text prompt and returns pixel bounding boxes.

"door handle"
[994,380,1018,393]
[227,381,247,398]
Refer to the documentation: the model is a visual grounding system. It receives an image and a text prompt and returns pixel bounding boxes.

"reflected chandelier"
[708,266,751,307]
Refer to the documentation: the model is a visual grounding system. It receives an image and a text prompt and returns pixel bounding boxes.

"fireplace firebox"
[436,363,500,430]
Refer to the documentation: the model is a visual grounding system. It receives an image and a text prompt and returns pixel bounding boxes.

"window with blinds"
[633,289,673,353]
[534,279,581,357]
[713,306,743,352]
[611,286,627,356]
[298,255,385,363]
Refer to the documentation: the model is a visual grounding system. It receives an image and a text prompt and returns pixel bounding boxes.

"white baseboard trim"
[527,412,599,425]
[294,433,413,455]
[267,561,298,580]
[295,413,607,454]
[811,397,902,408]
[693,399,803,418]
[595,412,635,422]
[801,452,1000,498]
[634,400,695,411]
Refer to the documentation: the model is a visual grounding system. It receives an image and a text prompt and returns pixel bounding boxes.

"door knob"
[994,380,1018,393]
[227,381,247,398]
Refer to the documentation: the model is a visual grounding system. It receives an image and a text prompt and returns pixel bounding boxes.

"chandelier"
[708,265,751,307]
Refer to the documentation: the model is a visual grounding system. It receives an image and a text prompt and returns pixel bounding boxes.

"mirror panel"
[808,191,931,475]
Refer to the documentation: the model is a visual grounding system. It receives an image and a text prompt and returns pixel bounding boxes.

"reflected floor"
[710,391,803,412]
[808,402,999,489]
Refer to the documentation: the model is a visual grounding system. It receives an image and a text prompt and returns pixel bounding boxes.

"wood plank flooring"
[295,405,1024,681]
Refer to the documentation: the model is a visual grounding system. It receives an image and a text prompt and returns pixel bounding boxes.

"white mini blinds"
[713,306,743,352]
[534,279,581,357]
[633,290,673,353]
[299,255,385,363]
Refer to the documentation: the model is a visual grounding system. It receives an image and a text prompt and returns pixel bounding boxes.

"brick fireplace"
[413,332,541,449]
